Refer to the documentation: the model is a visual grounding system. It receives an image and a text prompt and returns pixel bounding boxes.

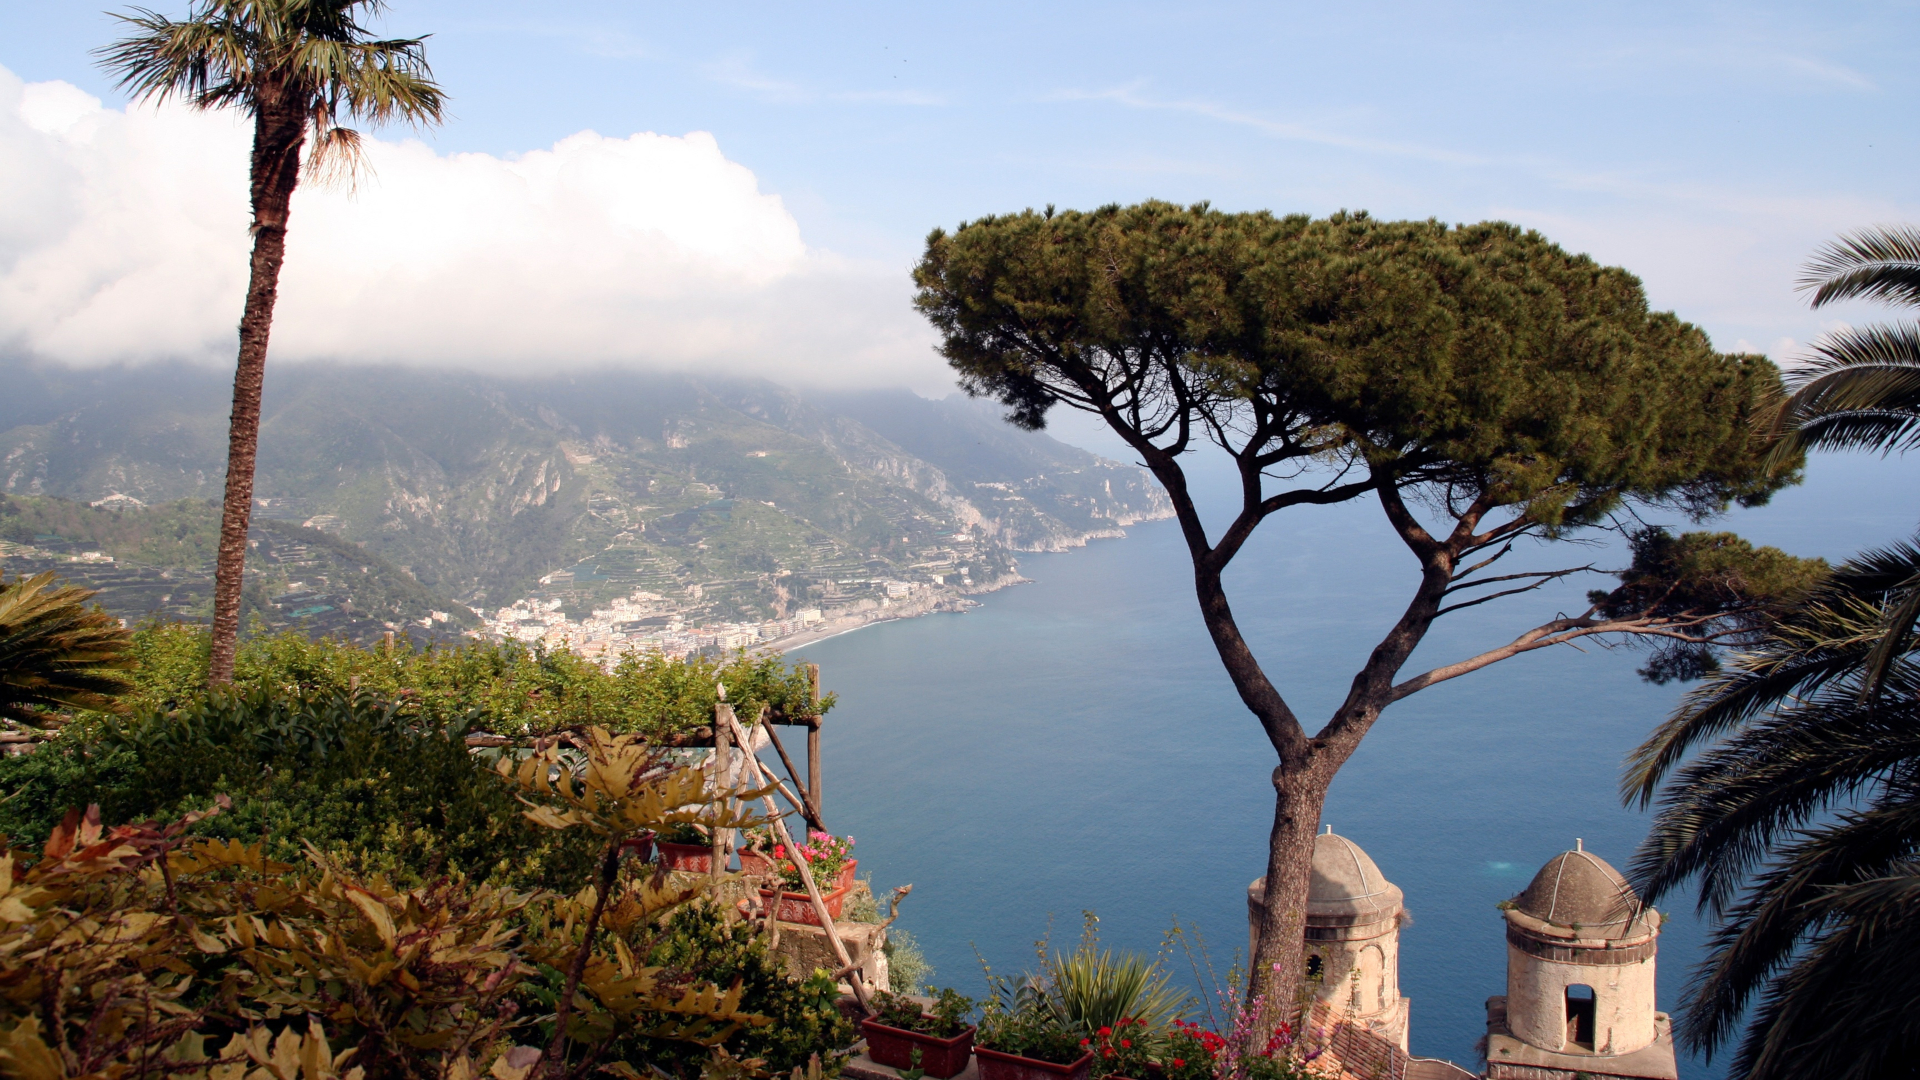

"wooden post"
[806,663,822,825]
[762,717,823,832]
[711,699,731,880]
[718,707,870,1014]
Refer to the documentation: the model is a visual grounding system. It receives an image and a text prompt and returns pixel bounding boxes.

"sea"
[788,449,1920,1077]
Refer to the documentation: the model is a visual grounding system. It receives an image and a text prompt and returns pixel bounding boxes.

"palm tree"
[1624,226,1920,1080]
[0,572,134,724]
[96,1,445,683]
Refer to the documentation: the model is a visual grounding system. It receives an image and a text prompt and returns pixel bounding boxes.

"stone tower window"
[1305,954,1323,981]
[1565,984,1597,1051]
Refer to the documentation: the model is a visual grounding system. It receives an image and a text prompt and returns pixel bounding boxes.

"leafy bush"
[114,622,831,737]
[975,1006,1084,1066]
[1161,1020,1226,1080]
[0,731,788,1080]
[622,904,855,1078]
[881,929,933,999]
[0,688,600,889]
[869,989,974,1038]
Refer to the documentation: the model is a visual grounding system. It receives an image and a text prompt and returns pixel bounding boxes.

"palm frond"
[1674,798,1920,1062]
[97,0,445,147]
[0,572,135,724]
[1623,540,1920,805]
[1799,224,1920,309]
[1623,604,1883,807]
[1631,681,1920,911]
[1731,859,1920,1080]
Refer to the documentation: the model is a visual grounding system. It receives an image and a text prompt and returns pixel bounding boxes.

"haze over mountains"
[0,358,1169,636]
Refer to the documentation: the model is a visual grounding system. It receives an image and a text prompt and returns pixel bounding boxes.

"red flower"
[1172,1061,1186,1069]
[1120,1040,1131,1049]
[1079,1040,1090,1048]
[1098,1027,1112,1037]
[1103,1049,1114,1059]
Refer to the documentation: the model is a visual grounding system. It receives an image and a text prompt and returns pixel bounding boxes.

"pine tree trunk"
[1248,763,1334,1037]
[209,99,306,685]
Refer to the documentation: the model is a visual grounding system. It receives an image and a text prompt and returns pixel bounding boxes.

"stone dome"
[1513,845,1647,933]
[1308,828,1403,924]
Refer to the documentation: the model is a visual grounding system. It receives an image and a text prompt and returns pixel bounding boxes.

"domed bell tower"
[1484,841,1677,1080]
[1249,826,1410,1051]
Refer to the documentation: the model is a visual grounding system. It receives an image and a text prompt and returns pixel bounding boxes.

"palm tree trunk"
[209,101,306,685]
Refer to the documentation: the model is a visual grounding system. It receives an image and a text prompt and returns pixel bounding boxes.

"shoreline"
[756,570,1030,654]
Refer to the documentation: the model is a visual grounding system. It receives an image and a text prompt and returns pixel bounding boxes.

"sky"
[1,1,1915,396]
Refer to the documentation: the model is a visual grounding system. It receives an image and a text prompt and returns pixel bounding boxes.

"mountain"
[0,494,476,640]
[0,359,1170,631]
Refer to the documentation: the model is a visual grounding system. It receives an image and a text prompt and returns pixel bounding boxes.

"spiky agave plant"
[0,572,133,725]
[1040,916,1190,1038]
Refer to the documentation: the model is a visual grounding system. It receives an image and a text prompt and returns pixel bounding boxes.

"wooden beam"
[711,701,731,880]
[762,716,823,832]
[717,706,870,1014]
[807,664,823,823]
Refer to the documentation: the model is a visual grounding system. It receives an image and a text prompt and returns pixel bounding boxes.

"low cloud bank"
[0,65,943,389]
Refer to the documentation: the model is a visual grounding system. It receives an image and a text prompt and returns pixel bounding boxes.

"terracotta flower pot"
[656,841,714,874]
[758,880,852,925]
[975,1047,1093,1080]
[739,853,857,890]
[620,831,657,863]
[861,1020,974,1079]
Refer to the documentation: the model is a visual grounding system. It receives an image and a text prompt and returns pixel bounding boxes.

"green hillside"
[0,493,476,640]
[0,361,1170,625]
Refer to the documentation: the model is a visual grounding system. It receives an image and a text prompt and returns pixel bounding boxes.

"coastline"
[757,569,1030,654]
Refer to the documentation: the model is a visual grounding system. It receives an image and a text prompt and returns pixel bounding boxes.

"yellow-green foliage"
[0,731,803,1080]
[116,623,832,737]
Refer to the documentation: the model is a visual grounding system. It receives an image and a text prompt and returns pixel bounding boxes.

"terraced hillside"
[0,494,475,640]
[0,361,1170,624]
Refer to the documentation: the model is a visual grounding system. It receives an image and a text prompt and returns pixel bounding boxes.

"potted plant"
[862,989,977,1079]
[755,831,858,923]
[655,821,715,873]
[1158,1020,1224,1080]
[974,994,1092,1080]
[743,829,858,889]
[1086,1018,1155,1080]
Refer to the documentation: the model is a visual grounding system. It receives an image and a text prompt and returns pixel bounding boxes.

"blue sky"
[2,1,1915,391]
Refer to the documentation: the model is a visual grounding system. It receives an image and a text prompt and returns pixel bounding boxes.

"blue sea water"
[789,452,1919,1076]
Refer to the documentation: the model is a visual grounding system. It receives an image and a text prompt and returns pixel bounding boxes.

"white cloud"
[0,64,945,389]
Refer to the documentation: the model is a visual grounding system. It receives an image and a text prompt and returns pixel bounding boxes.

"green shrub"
[620,903,855,1078]
[0,688,600,889]
[0,734,789,1080]
[883,929,933,998]
[117,622,832,738]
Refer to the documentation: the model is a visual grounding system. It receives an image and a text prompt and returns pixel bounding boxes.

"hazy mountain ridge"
[0,360,1171,621]
[0,493,475,639]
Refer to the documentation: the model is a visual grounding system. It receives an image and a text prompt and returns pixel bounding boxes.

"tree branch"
[1388,610,1731,701]
[1434,567,1592,616]
[1442,564,1595,598]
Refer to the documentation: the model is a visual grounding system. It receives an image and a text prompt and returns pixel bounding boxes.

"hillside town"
[479,575,978,660]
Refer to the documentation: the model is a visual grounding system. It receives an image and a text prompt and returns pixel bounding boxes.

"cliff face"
[0,361,1169,616]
